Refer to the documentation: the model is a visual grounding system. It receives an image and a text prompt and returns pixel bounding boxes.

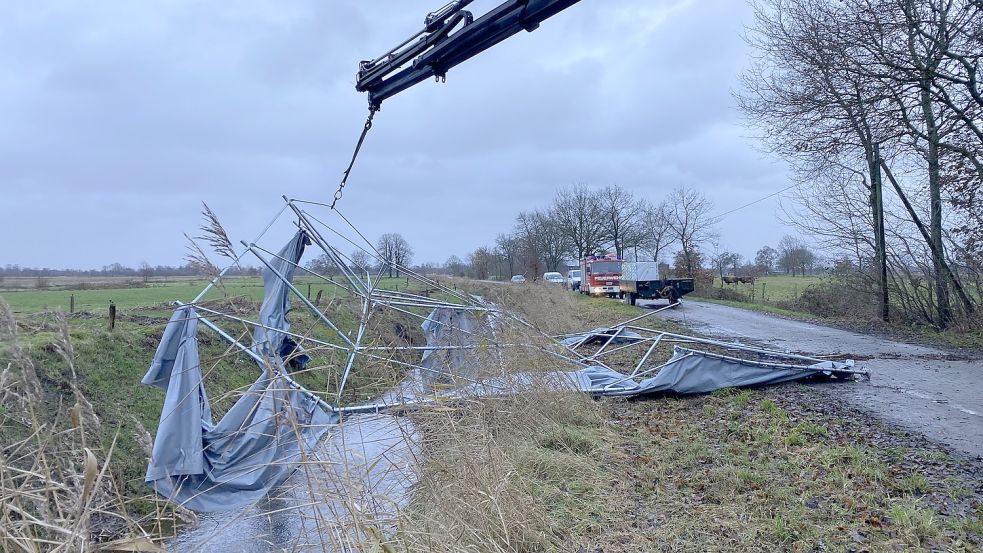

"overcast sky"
[0,0,798,269]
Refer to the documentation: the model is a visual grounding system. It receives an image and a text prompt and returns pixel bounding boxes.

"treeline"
[739,0,983,328]
[713,235,822,279]
[445,184,828,283]
[452,184,720,281]
[0,263,259,279]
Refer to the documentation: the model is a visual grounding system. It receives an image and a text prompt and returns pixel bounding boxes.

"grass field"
[693,274,983,349]
[702,274,824,303]
[0,275,424,314]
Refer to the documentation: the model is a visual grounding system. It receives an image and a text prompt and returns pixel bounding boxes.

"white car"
[543,272,564,284]
[567,269,581,291]
[510,275,527,283]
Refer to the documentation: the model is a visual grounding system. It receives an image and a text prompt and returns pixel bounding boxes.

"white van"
[543,272,564,284]
[567,269,582,291]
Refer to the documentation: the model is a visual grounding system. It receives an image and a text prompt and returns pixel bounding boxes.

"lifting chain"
[330,107,379,210]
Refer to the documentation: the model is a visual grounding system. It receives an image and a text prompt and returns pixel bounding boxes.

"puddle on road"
[169,414,420,552]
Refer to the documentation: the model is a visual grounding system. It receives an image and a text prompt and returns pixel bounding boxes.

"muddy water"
[647,299,983,458]
[169,414,420,552]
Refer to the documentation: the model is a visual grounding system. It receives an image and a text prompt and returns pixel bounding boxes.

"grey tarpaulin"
[569,347,846,396]
[404,308,851,404]
[142,307,211,479]
[253,230,310,361]
[387,308,854,407]
[143,230,334,512]
[419,307,492,384]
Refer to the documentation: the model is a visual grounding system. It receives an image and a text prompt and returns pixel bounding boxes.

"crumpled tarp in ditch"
[419,307,493,384]
[569,348,847,396]
[143,230,334,512]
[252,231,309,360]
[399,308,853,403]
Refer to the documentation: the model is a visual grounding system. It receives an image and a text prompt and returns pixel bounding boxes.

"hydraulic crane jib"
[356,0,584,109]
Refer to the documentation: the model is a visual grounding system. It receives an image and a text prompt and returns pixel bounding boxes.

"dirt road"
[643,298,983,459]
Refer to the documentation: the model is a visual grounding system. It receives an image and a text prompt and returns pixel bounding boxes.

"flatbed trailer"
[620,262,694,306]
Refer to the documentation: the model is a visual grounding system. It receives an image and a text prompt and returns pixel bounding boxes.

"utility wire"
[713,182,800,220]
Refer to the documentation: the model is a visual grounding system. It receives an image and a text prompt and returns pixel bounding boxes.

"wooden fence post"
[109,301,116,330]
[307,283,312,299]
[70,294,75,314]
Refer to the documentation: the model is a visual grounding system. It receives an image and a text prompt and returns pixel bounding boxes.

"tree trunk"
[869,142,890,322]
[921,84,953,328]
[879,158,974,314]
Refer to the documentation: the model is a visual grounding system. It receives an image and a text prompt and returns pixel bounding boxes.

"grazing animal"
[722,276,755,285]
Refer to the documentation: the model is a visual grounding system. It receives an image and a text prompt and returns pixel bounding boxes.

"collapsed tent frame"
[174,195,869,413]
[142,196,870,511]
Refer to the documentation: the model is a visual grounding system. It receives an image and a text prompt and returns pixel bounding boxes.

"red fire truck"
[579,254,624,297]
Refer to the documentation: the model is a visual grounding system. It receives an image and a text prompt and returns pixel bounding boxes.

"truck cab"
[579,255,623,297]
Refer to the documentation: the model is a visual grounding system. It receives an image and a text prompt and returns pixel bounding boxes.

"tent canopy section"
[143,230,334,512]
[573,347,855,397]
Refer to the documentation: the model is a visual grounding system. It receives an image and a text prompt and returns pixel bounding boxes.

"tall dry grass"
[0,301,183,552]
[389,281,622,552]
[395,387,613,552]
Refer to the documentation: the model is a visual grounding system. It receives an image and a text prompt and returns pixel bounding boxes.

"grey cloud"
[0,0,794,268]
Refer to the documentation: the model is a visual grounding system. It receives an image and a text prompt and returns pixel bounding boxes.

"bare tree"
[551,183,607,262]
[444,255,466,277]
[740,0,981,326]
[711,247,742,280]
[376,233,413,278]
[777,235,817,277]
[666,187,718,276]
[495,233,519,278]
[305,253,337,276]
[139,261,154,283]
[778,235,802,276]
[755,246,778,274]
[598,185,648,259]
[639,201,674,263]
[349,250,371,273]
[515,210,570,274]
[467,246,494,280]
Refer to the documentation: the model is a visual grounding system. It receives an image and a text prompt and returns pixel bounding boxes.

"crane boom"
[356,0,584,109]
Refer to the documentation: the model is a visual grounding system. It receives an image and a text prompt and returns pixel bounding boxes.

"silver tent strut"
[176,301,338,415]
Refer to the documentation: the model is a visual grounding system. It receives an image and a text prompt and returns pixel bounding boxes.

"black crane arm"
[356,0,584,109]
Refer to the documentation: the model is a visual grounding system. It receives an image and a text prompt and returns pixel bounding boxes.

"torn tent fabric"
[569,347,846,396]
[390,308,857,405]
[419,307,493,384]
[142,307,212,479]
[143,230,334,512]
[252,230,310,361]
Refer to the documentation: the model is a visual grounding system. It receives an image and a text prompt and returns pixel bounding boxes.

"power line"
[713,183,800,220]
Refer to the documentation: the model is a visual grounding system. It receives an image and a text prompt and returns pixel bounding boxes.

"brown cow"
[722,276,755,285]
